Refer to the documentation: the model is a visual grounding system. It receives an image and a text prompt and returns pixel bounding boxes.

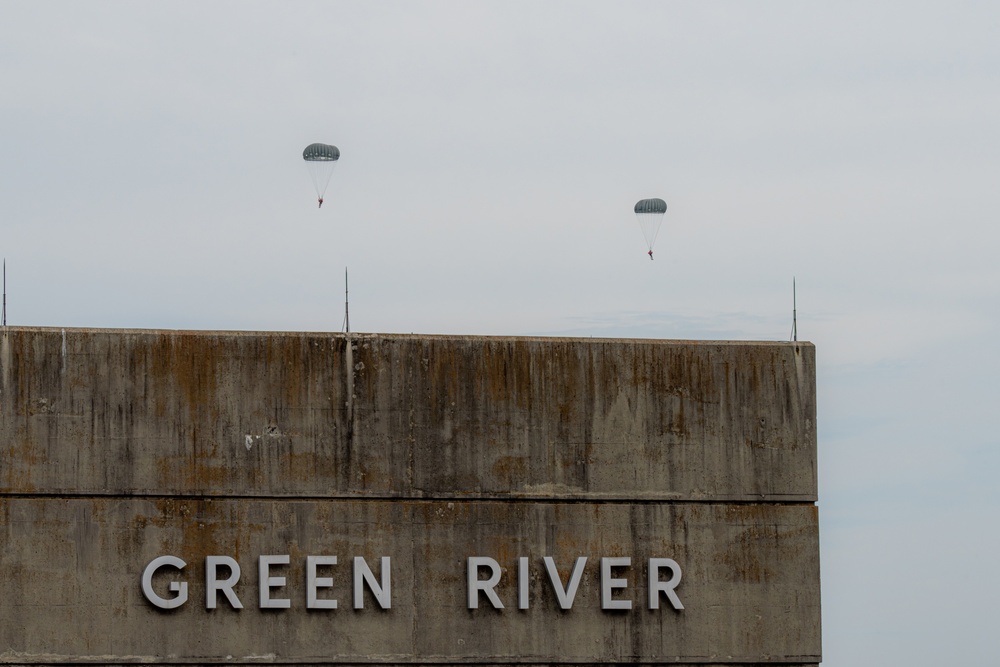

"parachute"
[633,198,667,258]
[303,143,340,207]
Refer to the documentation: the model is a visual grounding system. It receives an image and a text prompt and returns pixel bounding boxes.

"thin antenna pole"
[792,277,797,342]
[2,258,6,327]
[344,268,350,334]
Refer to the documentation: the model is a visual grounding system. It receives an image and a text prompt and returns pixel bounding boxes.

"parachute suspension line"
[306,160,338,199]
[635,213,663,251]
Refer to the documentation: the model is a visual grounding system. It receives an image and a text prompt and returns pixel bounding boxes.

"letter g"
[142,555,188,609]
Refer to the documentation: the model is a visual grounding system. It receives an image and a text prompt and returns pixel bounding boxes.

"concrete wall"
[0,327,820,665]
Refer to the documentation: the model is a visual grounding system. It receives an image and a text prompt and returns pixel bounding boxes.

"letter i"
[518,557,529,609]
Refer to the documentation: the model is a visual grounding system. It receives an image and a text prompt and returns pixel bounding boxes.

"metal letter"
[601,556,632,610]
[205,556,243,610]
[307,555,338,609]
[648,558,684,610]
[141,555,188,609]
[353,556,391,609]
[259,555,291,609]
[467,556,504,609]
[543,556,587,610]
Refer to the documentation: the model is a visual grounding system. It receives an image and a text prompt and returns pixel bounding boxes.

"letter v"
[543,556,587,609]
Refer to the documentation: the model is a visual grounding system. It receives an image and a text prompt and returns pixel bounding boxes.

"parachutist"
[303,142,339,209]
[634,198,666,261]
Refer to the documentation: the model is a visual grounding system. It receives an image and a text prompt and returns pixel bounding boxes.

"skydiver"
[318,197,324,208]
[648,250,653,260]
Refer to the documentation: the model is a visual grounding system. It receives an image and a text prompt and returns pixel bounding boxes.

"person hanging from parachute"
[633,198,667,260]
[303,143,340,208]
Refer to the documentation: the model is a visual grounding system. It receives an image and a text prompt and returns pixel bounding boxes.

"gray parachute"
[303,143,340,203]
[303,143,341,162]
[634,198,667,215]
[633,198,667,255]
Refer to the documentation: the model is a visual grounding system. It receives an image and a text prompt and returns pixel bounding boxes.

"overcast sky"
[3,2,999,664]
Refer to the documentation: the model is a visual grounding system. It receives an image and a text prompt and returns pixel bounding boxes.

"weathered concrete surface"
[0,497,819,663]
[0,328,816,501]
[0,328,820,665]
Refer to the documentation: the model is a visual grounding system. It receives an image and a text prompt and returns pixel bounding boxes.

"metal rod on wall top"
[344,268,350,334]
[792,277,797,342]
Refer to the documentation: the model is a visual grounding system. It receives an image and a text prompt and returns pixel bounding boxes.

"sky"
[2,1,999,664]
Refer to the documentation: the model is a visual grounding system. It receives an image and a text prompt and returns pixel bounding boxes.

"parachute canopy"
[303,143,340,201]
[634,198,667,215]
[633,198,667,253]
[303,143,340,162]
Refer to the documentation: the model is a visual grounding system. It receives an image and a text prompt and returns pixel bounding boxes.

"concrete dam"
[0,327,820,665]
